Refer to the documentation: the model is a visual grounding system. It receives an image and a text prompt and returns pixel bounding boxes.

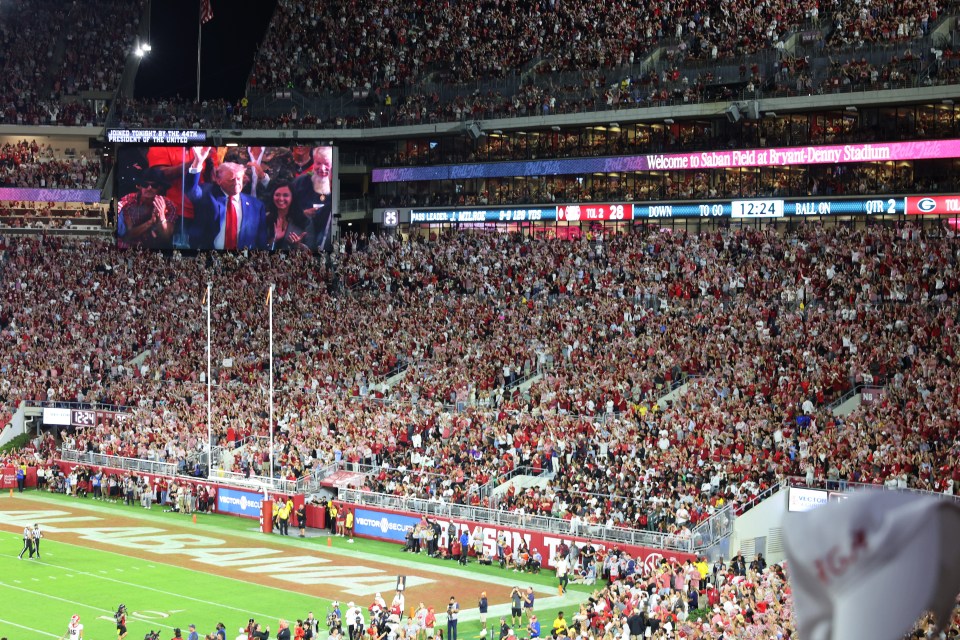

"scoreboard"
[405,194,957,224]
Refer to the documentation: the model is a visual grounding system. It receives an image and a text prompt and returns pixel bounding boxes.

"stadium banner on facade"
[787,487,829,512]
[352,507,422,543]
[0,466,37,489]
[42,407,72,426]
[114,145,338,252]
[217,487,265,517]
[373,139,960,182]
[0,187,101,203]
[860,386,888,404]
[343,503,695,570]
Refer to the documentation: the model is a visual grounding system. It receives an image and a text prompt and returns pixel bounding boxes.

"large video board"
[115,145,336,251]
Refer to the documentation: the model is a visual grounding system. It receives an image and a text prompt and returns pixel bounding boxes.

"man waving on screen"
[186,146,267,251]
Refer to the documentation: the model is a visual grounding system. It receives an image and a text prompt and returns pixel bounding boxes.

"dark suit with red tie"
[185,171,268,250]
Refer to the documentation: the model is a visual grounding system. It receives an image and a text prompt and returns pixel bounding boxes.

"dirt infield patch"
[0,494,535,609]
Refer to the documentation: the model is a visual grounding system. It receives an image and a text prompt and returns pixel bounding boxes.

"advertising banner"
[43,407,72,426]
[0,466,38,489]
[788,487,828,512]
[374,139,960,182]
[861,386,887,404]
[217,487,266,517]
[347,504,694,570]
[353,508,422,543]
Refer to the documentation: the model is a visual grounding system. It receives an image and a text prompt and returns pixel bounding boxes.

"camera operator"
[304,612,319,640]
[327,602,343,637]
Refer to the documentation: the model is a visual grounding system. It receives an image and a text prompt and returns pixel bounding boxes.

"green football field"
[0,491,591,640]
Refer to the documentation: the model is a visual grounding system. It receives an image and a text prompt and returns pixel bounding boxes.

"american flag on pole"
[200,0,214,23]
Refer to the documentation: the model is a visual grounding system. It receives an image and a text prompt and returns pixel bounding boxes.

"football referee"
[18,525,34,559]
[32,523,43,559]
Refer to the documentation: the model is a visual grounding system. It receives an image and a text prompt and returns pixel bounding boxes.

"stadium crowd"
[0,0,136,126]
[1,222,959,540]
[0,0,956,131]
[0,139,102,189]
[54,0,146,95]
[248,0,946,95]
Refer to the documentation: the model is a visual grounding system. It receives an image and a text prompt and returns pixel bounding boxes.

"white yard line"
[0,615,62,638]
[23,557,287,620]
[5,494,587,618]
[0,581,178,632]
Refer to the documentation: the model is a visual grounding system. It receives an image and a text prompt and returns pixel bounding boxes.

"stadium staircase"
[488,465,552,506]
[478,374,697,506]
[828,383,880,418]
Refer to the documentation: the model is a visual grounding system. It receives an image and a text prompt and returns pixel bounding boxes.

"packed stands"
[55,0,146,95]
[0,139,102,189]
[2,224,959,536]
[0,0,130,126]
[0,0,955,130]
[825,0,939,48]
[0,1,68,125]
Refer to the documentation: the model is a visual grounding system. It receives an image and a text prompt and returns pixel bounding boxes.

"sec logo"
[917,198,937,213]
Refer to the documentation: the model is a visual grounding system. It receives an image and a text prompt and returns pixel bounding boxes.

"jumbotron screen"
[115,145,336,252]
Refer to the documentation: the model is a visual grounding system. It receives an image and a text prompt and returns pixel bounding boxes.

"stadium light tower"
[134,38,151,58]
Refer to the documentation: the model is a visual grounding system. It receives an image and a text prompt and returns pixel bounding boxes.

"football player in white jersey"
[64,614,83,639]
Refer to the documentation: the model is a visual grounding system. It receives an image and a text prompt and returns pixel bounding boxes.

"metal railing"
[787,476,960,504]
[296,460,343,494]
[484,464,549,505]
[26,399,133,414]
[208,468,300,495]
[61,447,179,477]
[688,503,736,550]
[338,487,710,553]
[61,446,300,494]
[733,480,788,516]
[826,378,891,412]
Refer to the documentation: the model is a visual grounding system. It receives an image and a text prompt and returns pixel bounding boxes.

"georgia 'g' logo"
[560,205,581,222]
[917,198,937,213]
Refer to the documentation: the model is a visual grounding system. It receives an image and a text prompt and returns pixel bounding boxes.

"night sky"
[134,0,278,101]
